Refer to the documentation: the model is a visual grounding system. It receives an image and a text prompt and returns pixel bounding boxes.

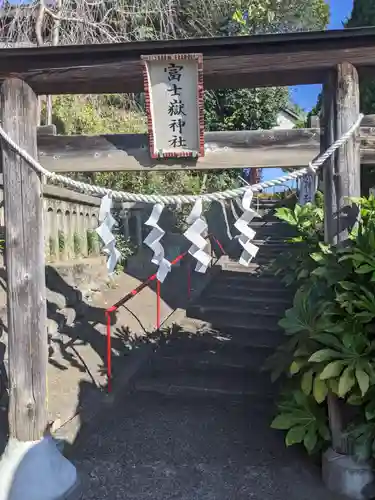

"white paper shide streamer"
[184,199,211,273]
[143,203,171,283]
[235,190,259,266]
[96,194,121,274]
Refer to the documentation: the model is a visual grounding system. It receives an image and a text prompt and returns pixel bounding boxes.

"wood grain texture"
[0,78,47,441]
[322,77,343,454]
[336,63,361,241]
[322,76,336,243]
[1,28,375,93]
[323,63,361,454]
[36,124,375,173]
[323,65,361,245]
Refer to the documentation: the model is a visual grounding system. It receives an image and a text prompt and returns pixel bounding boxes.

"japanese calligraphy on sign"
[299,173,317,205]
[141,53,204,159]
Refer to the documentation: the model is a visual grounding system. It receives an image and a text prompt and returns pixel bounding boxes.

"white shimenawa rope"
[0,114,363,205]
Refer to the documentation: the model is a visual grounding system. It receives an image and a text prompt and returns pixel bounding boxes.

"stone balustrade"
[0,177,145,263]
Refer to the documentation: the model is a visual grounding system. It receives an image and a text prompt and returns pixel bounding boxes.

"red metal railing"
[105,234,225,392]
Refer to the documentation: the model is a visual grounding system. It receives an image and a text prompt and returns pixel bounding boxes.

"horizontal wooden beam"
[36,122,375,173]
[1,28,375,93]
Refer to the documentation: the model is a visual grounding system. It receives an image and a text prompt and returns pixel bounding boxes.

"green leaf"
[328,378,339,395]
[278,316,303,334]
[351,253,369,264]
[324,324,345,334]
[288,236,304,243]
[339,281,358,291]
[365,402,375,421]
[318,243,331,254]
[304,427,318,454]
[347,394,363,406]
[313,377,328,403]
[356,369,370,397]
[271,414,296,430]
[310,252,324,263]
[297,269,309,279]
[309,349,339,363]
[289,360,304,376]
[318,423,331,441]
[338,367,356,398]
[285,425,306,446]
[294,204,302,218]
[275,207,297,226]
[313,333,343,348]
[356,264,374,274]
[301,370,313,395]
[232,9,246,24]
[312,267,326,278]
[320,361,344,380]
[355,311,374,323]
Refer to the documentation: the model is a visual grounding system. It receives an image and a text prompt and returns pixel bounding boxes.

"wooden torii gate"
[0,26,374,499]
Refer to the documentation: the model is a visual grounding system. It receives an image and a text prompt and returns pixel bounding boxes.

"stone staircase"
[134,202,295,406]
[74,202,346,500]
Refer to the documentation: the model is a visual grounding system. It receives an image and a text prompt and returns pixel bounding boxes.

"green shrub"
[268,194,375,459]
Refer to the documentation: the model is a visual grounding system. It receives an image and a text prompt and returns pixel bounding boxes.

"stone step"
[151,344,273,373]
[216,270,282,283]
[217,266,278,279]
[252,240,292,248]
[187,304,285,325]
[253,242,292,250]
[251,256,278,265]
[136,366,276,400]
[249,219,293,226]
[204,283,293,300]
[251,222,287,228]
[199,294,291,312]
[220,262,274,274]
[173,323,284,349]
[161,330,276,357]
[215,270,286,281]
[249,226,297,237]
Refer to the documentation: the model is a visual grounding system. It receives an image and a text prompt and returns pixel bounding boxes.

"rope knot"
[307,163,316,175]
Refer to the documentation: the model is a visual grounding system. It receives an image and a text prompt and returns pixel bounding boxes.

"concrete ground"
[0,255,201,449]
[72,391,345,500]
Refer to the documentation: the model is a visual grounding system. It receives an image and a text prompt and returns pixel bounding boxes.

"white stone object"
[0,436,79,500]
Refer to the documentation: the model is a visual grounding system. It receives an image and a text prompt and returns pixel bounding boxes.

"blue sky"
[291,0,354,111]
[263,0,354,185]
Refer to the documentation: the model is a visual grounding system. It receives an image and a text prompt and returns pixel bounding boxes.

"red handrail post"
[105,305,117,393]
[156,279,161,330]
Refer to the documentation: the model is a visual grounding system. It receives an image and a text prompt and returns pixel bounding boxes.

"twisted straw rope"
[0,114,363,205]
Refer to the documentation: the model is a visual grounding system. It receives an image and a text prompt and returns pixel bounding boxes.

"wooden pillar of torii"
[0,77,77,500]
[320,63,365,494]
[0,78,47,443]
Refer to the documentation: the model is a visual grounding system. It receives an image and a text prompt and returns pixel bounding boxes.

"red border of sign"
[141,53,204,160]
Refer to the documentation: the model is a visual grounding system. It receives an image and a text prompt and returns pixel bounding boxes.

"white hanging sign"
[299,174,317,205]
[141,53,204,159]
